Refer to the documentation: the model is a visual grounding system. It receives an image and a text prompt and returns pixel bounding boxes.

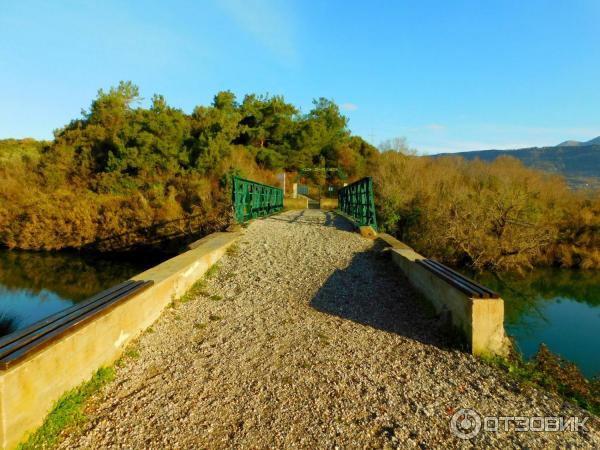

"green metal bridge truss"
[338,176,378,230]
[232,176,283,224]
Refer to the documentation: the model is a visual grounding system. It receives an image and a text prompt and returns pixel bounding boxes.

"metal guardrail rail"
[338,176,378,230]
[0,280,153,369]
[416,259,500,299]
[232,176,283,224]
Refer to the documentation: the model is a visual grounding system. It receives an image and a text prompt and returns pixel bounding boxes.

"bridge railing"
[232,176,283,223]
[338,176,378,230]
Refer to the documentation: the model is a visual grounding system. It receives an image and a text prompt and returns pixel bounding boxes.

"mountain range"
[435,137,600,188]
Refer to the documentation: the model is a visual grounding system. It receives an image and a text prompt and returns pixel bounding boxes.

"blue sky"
[1,0,599,154]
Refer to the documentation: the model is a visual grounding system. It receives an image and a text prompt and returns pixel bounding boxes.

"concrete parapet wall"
[0,231,241,449]
[331,210,377,239]
[284,197,308,209]
[376,233,412,250]
[379,234,508,356]
[319,198,338,210]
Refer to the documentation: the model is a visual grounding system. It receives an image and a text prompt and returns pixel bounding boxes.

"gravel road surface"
[60,209,598,449]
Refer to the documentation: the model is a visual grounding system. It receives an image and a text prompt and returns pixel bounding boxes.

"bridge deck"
[60,210,596,448]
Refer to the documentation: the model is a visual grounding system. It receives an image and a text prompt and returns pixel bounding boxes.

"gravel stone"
[59,209,599,449]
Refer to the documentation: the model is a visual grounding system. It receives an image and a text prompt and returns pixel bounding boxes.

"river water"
[2,249,598,379]
[0,249,162,337]
[468,268,600,379]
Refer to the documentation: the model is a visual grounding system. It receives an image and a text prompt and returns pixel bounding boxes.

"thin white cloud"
[218,0,298,66]
[341,102,358,111]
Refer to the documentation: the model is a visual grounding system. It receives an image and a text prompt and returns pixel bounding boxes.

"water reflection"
[0,249,162,336]
[469,268,600,378]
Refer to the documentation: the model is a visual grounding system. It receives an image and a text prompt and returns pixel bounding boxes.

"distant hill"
[434,138,600,189]
[557,136,600,147]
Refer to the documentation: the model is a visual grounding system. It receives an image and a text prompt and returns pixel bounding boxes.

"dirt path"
[60,210,598,449]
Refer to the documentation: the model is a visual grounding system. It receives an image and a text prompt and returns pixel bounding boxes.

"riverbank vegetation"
[374,149,600,272]
[0,82,375,252]
[1,81,599,272]
[487,345,599,416]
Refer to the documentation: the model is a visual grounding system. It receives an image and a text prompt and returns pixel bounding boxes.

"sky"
[1,0,599,154]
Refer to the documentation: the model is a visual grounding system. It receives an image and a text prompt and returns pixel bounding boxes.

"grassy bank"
[484,345,599,416]
[17,367,115,450]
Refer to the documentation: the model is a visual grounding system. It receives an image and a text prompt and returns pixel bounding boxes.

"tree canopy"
[0,82,377,252]
[1,81,598,273]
